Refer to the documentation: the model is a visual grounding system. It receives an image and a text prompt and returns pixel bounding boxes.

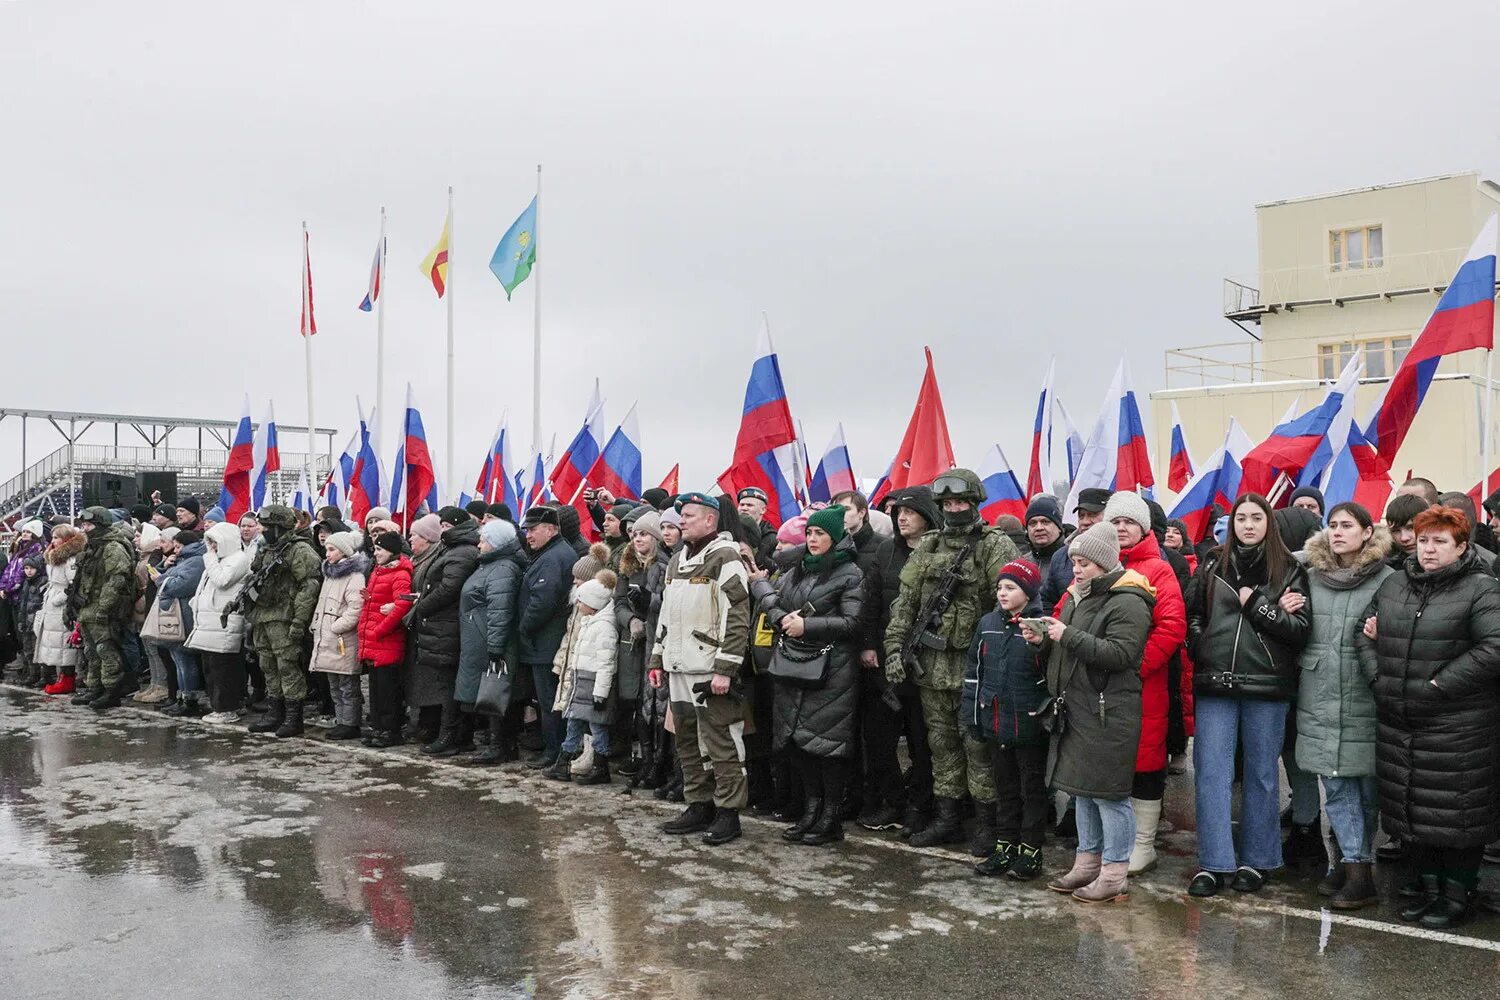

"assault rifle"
[222,537,316,627]
[897,536,980,687]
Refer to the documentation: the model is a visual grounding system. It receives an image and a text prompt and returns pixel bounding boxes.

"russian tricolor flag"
[358,233,384,313]
[1242,354,1363,497]
[1167,400,1194,494]
[1054,398,1086,487]
[249,402,280,511]
[550,382,606,506]
[521,450,552,513]
[1366,215,1497,469]
[809,424,857,503]
[977,445,1027,525]
[319,424,360,514]
[1064,359,1153,515]
[218,395,256,522]
[1026,357,1055,499]
[289,469,316,516]
[585,404,644,500]
[347,406,385,525]
[1168,418,1254,545]
[474,417,522,510]
[717,322,802,526]
[391,384,438,520]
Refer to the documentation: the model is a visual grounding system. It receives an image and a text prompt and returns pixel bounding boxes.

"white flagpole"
[1484,348,1495,504]
[445,187,456,510]
[302,221,317,493]
[532,163,544,458]
[376,206,387,454]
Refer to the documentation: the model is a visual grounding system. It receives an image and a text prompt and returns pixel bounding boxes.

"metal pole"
[20,414,26,510]
[1485,349,1495,504]
[303,222,317,494]
[68,417,75,519]
[446,186,456,508]
[376,207,387,461]
[532,163,543,457]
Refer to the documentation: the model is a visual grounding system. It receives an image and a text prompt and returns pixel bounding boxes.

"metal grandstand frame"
[0,407,339,522]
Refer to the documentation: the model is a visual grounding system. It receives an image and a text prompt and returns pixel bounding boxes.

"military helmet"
[929,468,986,505]
[76,506,113,526]
[257,504,297,530]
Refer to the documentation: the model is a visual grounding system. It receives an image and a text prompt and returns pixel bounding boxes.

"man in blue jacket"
[518,505,575,769]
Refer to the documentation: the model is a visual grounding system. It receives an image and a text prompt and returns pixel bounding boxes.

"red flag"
[658,464,680,495]
[300,226,317,337]
[870,347,955,507]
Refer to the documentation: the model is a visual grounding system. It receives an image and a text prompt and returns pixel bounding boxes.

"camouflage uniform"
[244,506,323,703]
[885,471,1017,807]
[72,509,137,694]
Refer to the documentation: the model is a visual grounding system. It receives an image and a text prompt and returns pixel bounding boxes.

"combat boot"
[968,800,998,857]
[543,749,578,781]
[702,807,742,846]
[88,683,123,712]
[662,801,716,835]
[72,685,99,706]
[249,697,285,734]
[274,701,304,738]
[909,797,964,848]
[577,758,611,786]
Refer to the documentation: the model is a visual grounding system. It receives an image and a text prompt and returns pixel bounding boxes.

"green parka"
[246,531,323,636]
[74,521,137,625]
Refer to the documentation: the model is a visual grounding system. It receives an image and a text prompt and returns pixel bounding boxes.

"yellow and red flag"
[420,214,451,297]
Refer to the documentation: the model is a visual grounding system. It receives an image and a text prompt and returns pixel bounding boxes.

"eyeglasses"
[930,474,971,497]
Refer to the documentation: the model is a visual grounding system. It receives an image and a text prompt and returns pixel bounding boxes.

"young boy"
[963,559,1050,880]
[544,570,619,786]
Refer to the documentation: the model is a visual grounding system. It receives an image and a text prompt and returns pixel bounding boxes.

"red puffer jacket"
[357,556,414,668]
[1120,533,1187,772]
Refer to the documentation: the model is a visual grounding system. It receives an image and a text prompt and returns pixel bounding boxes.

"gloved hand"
[630,618,645,640]
[884,655,906,686]
[592,697,608,712]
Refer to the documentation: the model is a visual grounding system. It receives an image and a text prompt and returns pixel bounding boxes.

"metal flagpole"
[1485,348,1495,503]
[445,187,456,508]
[376,207,387,453]
[532,163,543,458]
[302,221,317,492]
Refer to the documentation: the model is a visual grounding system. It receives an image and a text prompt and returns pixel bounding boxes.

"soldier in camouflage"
[243,504,323,738]
[884,469,1019,852]
[70,507,138,711]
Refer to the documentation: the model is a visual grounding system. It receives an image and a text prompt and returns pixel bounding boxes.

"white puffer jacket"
[185,522,250,654]
[552,599,619,723]
[33,532,85,668]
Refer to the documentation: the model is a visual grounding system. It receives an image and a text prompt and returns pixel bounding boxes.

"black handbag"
[767,635,833,689]
[475,658,513,716]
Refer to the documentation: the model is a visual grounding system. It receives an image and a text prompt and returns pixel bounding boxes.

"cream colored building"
[1153,172,1500,504]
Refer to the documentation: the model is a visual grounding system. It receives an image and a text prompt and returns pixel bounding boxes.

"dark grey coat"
[403,521,480,707]
[751,536,864,759]
[454,538,527,707]
[614,544,669,704]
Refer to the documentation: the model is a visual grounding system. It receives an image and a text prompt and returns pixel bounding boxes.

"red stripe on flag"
[429,250,449,297]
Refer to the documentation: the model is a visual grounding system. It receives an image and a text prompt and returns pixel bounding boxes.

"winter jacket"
[309,554,369,674]
[244,531,323,637]
[357,556,413,668]
[1365,546,1500,848]
[652,532,752,679]
[17,559,46,634]
[846,522,883,652]
[74,524,137,625]
[1040,543,1076,617]
[553,599,619,725]
[34,533,84,668]
[403,521,481,706]
[455,539,526,704]
[157,541,206,636]
[614,542,669,703]
[1,539,42,600]
[1185,544,1311,701]
[1293,528,1393,778]
[1043,568,1156,800]
[884,522,1019,690]
[750,535,865,759]
[962,602,1047,747]
[1118,532,1187,772]
[185,522,250,654]
[518,534,576,663]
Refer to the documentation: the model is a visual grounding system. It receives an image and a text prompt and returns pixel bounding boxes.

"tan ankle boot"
[1073,861,1131,903]
[1047,852,1101,894]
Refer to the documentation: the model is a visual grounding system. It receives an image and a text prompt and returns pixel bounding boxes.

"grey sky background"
[2,1,1496,496]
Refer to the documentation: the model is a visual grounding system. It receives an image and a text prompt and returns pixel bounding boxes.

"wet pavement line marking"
[7,684,1500,955]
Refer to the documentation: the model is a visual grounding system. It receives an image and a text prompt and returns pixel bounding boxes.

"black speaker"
[81,472,141,510]
[137,471,178,505]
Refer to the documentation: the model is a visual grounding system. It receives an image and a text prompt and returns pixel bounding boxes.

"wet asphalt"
[2,686,1499,999]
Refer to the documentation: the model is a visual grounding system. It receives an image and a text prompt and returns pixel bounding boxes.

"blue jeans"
[527,662,562,759]
[1322,775,1379,863]
[1074,796,1135,864]
[169,645,202,699]
[562,717,611,756]
[1193,696,1286,872]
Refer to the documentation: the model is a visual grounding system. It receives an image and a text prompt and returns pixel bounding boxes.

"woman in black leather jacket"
[1183,493,1310,897]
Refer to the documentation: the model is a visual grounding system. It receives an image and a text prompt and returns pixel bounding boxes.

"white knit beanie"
[327,531,359,558]
[576,578,612,611]
[1101,491,1152,536]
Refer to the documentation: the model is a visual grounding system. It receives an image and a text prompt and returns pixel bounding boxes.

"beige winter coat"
[309,554,369,675]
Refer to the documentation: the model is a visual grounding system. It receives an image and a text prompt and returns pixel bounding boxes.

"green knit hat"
[805,505,847,545]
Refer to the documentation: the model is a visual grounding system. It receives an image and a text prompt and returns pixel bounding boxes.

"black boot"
[542,749,578,781]
[1286,821,1328,869]
[470,718,508,765]
[702,807,742,846]
[909,797,965,848]
[747,757,775,814]
[274,701,304,738]
[423,727,462,757]
[71,685,99,706]
[577,758,611,786]
[969,800,998,857]
[1399,873,1441,922]
[249,697,286,734]
[900,803,929,840]
[662,801,716,835]
[1419,879,1476,930]
[783,798,823,842]
[88,683,123,712]
[799,805,843,847]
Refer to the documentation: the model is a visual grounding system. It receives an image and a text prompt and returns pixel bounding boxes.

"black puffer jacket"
[1365,547,1500,848]
[403,520,481,706]
[1185,544,1310,700]
[614,543,670,703]
[518,534,576,662]
[750,536,864,759]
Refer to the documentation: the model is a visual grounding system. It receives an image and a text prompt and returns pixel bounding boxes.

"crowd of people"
[1,473,1497,927]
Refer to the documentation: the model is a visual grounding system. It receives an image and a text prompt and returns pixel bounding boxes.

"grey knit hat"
[631,510,664,544]
[1068,520,1121,570]
[1101,491,1152,536]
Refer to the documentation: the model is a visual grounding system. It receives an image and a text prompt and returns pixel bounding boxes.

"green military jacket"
[246,532,323,635]
[884,523,1018,690]
[74,524,137,625]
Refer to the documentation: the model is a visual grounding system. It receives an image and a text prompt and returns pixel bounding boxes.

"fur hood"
[204,521,243,556]
[1302,524,1393,579]
[46,531,86,565]
[321,552,370,579]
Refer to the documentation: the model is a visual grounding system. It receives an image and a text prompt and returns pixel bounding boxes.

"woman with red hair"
[1363,505,1500,929]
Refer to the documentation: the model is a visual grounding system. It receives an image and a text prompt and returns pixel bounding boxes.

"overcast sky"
[3,1,1496,496]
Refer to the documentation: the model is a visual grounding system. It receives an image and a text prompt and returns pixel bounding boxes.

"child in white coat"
[545,570,619,786]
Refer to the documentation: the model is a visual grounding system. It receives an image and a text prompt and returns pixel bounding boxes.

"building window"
[1330,224,1384,271]
[1319,335,1411,380]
